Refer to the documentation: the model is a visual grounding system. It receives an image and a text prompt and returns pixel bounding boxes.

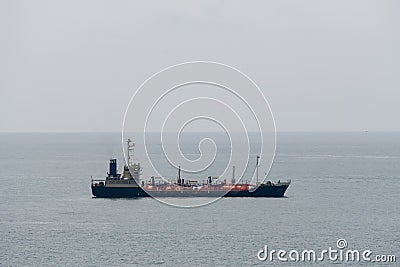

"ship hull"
[91,184,289,198]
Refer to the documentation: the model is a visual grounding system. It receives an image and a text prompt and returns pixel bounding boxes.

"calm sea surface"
[0,132,399,266]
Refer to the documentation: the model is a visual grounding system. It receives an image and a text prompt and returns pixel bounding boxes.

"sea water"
[0,132,399,266]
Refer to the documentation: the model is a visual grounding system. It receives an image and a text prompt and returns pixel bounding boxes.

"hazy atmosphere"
[1,2,399,265]
[1,0,399,132]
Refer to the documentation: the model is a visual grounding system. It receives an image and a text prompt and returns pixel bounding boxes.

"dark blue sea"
[0,132,399,266]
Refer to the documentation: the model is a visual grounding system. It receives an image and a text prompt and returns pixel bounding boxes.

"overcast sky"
[1,0,399,132]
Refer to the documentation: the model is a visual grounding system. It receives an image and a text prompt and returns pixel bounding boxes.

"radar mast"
[126,138,142,182]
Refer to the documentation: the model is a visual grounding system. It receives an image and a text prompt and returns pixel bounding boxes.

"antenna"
[232,165,236,184]
[256,155,260,184]
[177,166,181,185]
[126,138,142,182]
[127,139,135,166]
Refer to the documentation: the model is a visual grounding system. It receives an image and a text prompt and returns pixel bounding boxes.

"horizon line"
[0,130,399,134]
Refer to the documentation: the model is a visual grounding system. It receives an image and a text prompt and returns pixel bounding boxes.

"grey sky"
[1,0,399,132]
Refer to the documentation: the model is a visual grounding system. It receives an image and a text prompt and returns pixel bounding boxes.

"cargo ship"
[91,139,290,198]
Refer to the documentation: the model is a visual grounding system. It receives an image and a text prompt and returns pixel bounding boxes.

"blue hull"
[91,184,289,198]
